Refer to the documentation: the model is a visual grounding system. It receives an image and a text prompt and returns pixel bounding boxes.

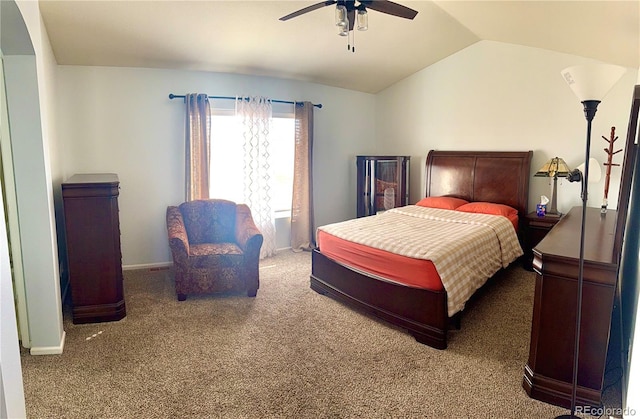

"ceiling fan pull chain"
[347,29,355,53]
[352,29,355,53]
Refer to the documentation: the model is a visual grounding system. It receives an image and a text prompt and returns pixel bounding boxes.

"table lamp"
[534,156,571,217]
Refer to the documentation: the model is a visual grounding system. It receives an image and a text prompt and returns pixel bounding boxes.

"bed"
[310,150,533,349]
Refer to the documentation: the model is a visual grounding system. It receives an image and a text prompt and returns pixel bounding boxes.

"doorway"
[0,54,29,347]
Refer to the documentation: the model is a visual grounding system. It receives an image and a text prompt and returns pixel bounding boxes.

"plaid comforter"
[317,205,523,316]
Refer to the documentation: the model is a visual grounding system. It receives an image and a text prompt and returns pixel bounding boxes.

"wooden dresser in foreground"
[62,173,126,324]
[523,206,618,408]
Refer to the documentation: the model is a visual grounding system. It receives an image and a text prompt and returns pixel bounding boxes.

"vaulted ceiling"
[39,1,639,94]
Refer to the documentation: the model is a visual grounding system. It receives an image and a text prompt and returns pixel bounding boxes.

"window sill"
[274,210,291,219]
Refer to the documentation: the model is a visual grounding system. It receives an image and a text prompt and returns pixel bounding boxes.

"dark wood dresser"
[62,173,126,324]
[523,206,618,408]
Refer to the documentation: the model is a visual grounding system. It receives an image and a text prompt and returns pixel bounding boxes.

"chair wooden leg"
[177,293,187,301]
[247,289,257,297]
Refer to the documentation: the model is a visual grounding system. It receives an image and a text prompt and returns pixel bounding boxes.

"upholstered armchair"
[166,199,263,300]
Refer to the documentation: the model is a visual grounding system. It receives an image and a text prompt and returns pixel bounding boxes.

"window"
[268,117,295,214]
[209,108,295,216]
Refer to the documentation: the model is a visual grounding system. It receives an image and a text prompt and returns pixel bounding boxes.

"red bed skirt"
[316,230,445,291]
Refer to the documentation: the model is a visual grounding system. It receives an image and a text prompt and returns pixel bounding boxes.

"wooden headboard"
[425,150,533,218]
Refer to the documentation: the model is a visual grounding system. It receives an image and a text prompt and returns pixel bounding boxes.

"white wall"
[57,66,375,266]
[56,43,639,273]
[375,41,638,213]
[1,0,64,413]
[0,162,25,419]
[7,0,65,356]
[0,3,26,414]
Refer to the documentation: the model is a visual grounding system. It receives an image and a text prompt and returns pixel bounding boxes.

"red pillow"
[416,196,469,210]
[455,202,518,218]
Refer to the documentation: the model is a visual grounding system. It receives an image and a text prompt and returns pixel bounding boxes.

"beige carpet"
[20,250,621,418]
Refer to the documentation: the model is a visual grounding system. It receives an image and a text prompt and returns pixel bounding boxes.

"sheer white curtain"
[236,96,276,259]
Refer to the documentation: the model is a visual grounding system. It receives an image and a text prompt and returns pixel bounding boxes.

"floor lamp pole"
[557,99,600,419]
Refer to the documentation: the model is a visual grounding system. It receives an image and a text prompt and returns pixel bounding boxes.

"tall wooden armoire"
[62,173,126,324]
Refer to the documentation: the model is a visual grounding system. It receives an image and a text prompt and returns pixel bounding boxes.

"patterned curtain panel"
[291,102,315,251]
[236,96,276,259]
[185,93,211,201]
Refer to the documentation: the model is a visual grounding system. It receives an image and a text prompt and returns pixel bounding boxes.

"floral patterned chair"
[166,199,263,300]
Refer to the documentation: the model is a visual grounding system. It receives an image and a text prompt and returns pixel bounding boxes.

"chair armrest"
[235,204,264,254]
[166,206,189,256]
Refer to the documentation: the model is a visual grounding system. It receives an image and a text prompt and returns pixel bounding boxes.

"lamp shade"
[561,64,626,101]
[357,9,368,31]
[335,5,347,27]
[576,158,602,183]
[534,157,571,178]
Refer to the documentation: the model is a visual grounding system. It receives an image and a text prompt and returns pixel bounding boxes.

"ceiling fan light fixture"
[335,5,348,27]
[357,9,368,31]
[280,0,419,49]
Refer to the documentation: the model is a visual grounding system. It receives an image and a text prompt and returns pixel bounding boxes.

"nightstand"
[522,211,563,270]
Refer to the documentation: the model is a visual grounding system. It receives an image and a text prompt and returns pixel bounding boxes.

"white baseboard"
[122,262,173,271]
[30,331,66,355]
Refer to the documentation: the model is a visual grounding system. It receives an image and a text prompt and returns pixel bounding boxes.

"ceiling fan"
[279,0,418,33]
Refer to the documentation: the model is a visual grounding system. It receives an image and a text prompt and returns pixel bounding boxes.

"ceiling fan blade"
[279,0,337,21]
[362,0,418,20]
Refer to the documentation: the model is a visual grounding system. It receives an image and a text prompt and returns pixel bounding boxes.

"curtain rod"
[168,94,322,109]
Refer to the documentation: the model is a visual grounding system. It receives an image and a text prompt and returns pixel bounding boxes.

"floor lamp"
[558,63,626,419]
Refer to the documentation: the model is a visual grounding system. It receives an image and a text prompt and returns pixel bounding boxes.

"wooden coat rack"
[602,126,622,213]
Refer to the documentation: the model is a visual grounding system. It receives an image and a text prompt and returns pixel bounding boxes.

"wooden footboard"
[310,249,449,349]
